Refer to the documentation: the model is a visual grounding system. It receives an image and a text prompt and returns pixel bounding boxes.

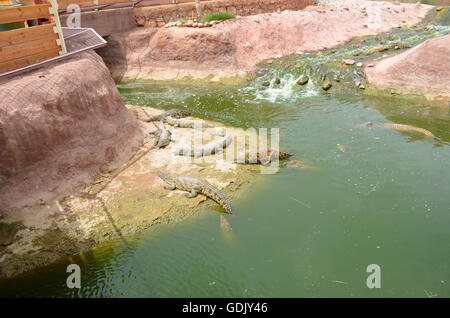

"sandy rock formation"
[0,51,144,209]
[98,0,432,82]
[364,34,450,101]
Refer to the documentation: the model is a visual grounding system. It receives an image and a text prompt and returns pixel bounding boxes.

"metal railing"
[57,0,208,14]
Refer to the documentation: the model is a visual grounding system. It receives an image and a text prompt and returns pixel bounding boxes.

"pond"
[0,8,449,298]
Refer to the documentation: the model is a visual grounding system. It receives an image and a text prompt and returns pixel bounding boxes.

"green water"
[1,10,450,298]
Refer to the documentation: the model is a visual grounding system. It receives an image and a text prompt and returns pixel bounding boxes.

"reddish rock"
[0,52,144,209]
[98,0,432,81]
[342,59,356,65]
[364,34,450,100]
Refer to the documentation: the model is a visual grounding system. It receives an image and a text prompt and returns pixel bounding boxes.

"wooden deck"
[0,27,106,79]
[0,0,208,78]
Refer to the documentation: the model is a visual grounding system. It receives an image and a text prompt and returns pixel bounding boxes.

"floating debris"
[331,280,348,285]
[290,196,312,209]
[424,289,438,298]
[337,144,346,152]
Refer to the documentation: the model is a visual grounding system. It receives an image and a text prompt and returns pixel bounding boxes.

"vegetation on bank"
[202,12,236,22]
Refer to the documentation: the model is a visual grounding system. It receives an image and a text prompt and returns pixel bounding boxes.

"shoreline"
[0,106,265,278]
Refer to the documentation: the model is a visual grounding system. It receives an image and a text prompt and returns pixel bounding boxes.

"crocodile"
[150,120,173,148]
[146,109,190,122]
[220,215,232,232]
[157,172,233,214]
[174,133,232,158]
[164,116,215,128]
[365,122,435,138]
[234,150,293,164]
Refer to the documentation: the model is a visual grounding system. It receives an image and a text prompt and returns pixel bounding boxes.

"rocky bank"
[364,33,450,101]
[0,51,144,210]
[98,0,432,82]
[0,103,267,278]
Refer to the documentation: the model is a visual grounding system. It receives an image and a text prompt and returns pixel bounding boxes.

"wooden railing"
[0,0,66,74]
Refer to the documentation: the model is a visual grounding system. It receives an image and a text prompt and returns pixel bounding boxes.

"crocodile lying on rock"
[157,172,233,214]
[146,109,190,122]
[234,150,293,164]
[174,133,232,158]
[149,120,173,148]
[165,116,215,128]
[365,122,435,138]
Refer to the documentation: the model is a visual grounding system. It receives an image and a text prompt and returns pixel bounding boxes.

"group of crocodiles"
[146,110,435,214]
[146,109,293,214]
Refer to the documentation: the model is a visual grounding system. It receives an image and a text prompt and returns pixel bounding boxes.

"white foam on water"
[241,73,319,103]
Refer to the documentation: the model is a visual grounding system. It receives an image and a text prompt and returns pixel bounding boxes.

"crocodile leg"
[185,190,198,198]
[260,152,274,165]
[164,184,176,190]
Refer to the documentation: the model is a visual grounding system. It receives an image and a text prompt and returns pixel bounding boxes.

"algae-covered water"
[1,9,449,298]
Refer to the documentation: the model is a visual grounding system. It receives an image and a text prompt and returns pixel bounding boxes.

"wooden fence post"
[48,0,67,55]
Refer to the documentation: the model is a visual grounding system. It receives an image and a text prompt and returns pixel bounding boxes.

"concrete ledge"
[60,7,136,37]
[135,0,316,27]
[59,1,316,35]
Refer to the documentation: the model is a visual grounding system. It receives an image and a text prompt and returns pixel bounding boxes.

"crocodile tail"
[203,185,233,214]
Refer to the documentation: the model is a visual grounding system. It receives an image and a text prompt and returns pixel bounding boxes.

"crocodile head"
[157,171,176,185]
